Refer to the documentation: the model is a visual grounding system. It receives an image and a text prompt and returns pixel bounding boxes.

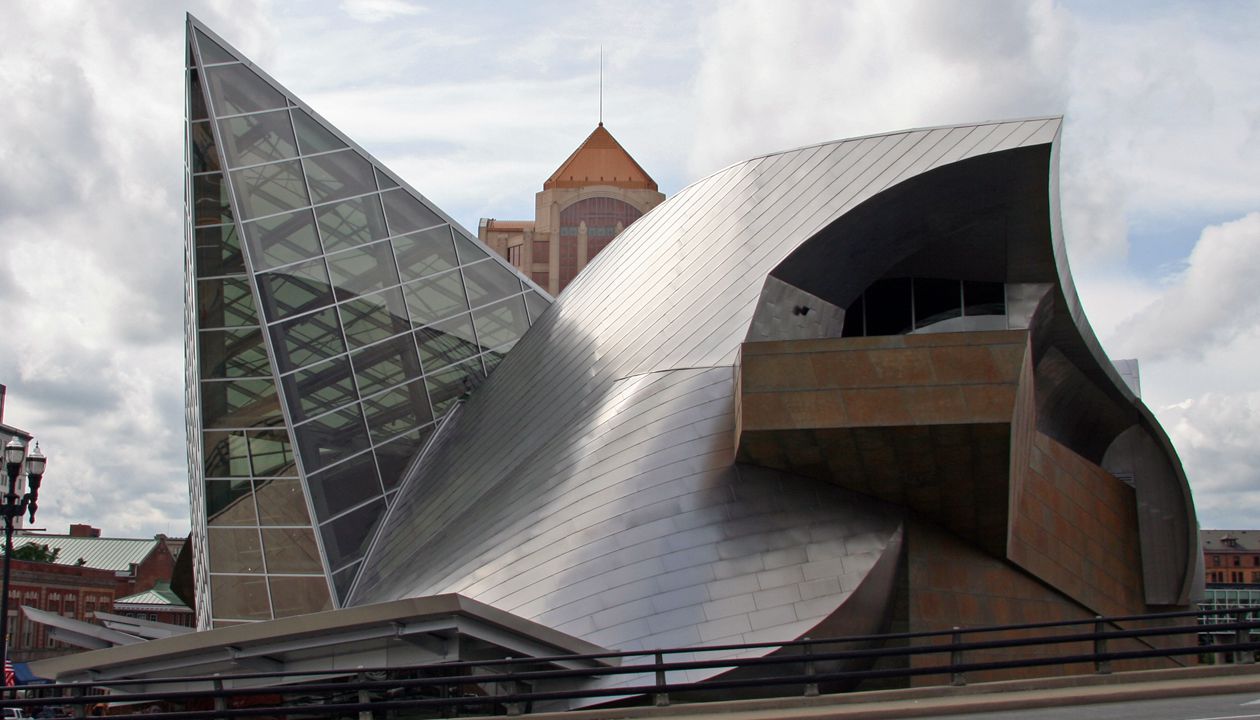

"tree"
[5,543,61,563]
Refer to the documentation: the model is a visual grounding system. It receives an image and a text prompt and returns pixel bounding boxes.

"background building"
[479,124,664,295]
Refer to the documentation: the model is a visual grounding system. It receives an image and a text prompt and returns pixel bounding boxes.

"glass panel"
[231,160,310,220]
[205,479,256,524]
[453,234,490,264]
[316,195,388,252]
[195,224,245,277]
[326,241,400,302]
[204,64,286,116]
[261,528,323,573]
[282,356,357,421]
[304,150,376,205]
[319,498,386,571]
[189,69,209,121]
[204,431,251,478]
[864,277,913,336]
[381,189,442,235]
[194,29,237,65]
[339,288,409,349]
[243,208,322,271]
[291,108,346,155]
[403,270,467,327]
[472,295,530,351]
[294,405,371,472]
[268,576,332,618]
[248,429,297,477]
[964,280,1006,316]
[393,225,458,281]
[209,575,270,620]
[426,358,485,416]
[363,380,432,444]
[415,313,479,372]
[197,277,258,328]
[199,328,269,379]
[193,173,232,226]
[332,562,361,600]
[208,528,263,572]
[351,334,422,398]
[374,166,398,189]
[523,290,549,324]
[462,259,522,309]
[375,427,430,489]
[253,478,312,525]
[219,109,298,168]
[913,278,962,330]
[483,349,504,374]
[270,307,345,371]
[257,258,335,320]
[306,452,379,520]
[201,379,284,429]
[191,121,220,174]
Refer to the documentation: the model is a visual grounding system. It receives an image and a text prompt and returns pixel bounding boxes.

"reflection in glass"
[243,208,322,271]
[393,225,458,281]
[201,379,284,429]
[194,29,237,65]
[294,404,371,472]
[304,150,376,205]
[219,109,298,168]
[453,234,490,264]
[205,478,255,524]
[362,380,431,444]
[381,189,442,235]
[964,280,1006,316]
[913,278,962,330]
[332,562,361,600]
[316,195,388,252]
[254,478,312,525]
[415,313,480,372]
[283,356,357,421]
[326,241,400,302]
[204,431,250,478]
[462,260,522,309]
[339,288,409,349]
[197,277,258,328]
[268,576,332,618]
[473,295,530,351]
[351,334,422,398]
[291,108,346,155]
[191,121,219,173]
[193,173,232,226]
[375,427,430,489]
[248,429,296,477]
[208,528,264,572]
[403,270,467,327]
[195,224,244,277]
[204,63,286,116]
[523,290,549,324]
[231,160,310,220]
[374,167,398,189]
[188,68,209,121]
[261,528,322,573]
[209,575,270,620]
[319,498,386,573]
[257,259,335,321]
[306,452,379,520]
[270,307,345,371]
[199,328,270,379]
[426,358,485,416]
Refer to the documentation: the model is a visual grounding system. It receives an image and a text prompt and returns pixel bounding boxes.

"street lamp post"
[1,437,47,667]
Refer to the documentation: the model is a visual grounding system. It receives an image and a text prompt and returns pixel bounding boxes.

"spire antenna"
[599,46,604,126]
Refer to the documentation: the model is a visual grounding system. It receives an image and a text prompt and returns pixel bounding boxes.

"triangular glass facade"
[184,17,550,626]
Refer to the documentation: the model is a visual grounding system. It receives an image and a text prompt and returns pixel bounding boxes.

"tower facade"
[480,124,665,295]
[183,18,549,628]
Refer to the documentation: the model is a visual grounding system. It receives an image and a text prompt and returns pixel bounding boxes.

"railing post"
[504,659,522,717]
[213,675,226,720]
[654,650,670,707]
[802,637,819,697]
[1094,616,1111,674]
[950,627,966,687]
[357,671,373,720]
[1235,610,1255,664]
[71,684,86,719]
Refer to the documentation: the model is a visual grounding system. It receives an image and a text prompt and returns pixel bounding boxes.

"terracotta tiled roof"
[544,124,657,191]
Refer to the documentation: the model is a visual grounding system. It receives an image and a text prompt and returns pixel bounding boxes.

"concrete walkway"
[507,664,1260,720]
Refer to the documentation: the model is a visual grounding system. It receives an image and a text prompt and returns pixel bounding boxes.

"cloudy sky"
[0,0,1257,538]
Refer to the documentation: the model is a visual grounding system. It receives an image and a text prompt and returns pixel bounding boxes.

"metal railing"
[3,607,1256,719]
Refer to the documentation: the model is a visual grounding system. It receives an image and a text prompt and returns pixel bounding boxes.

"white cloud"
[1159,392,1260,529]
[341,0,426,24]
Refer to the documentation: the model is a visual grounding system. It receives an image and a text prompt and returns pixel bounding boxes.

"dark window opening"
[842,277,1008,337]
[913,278,961,330]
